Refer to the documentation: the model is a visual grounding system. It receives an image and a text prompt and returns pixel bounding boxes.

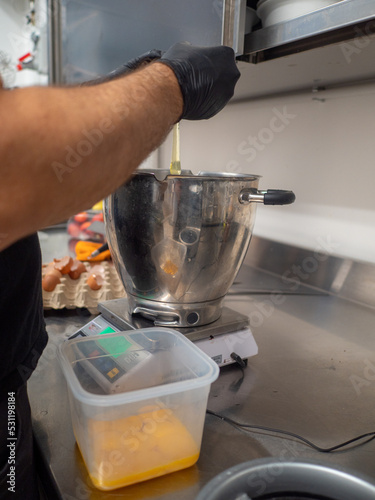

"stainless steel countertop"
[29,234,375,499]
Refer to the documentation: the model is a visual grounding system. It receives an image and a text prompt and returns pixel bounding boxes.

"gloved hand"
[83,49,163,86]
[159,42,241,120]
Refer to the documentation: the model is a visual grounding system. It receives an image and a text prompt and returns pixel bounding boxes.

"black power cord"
[209,355,375,453]
[228,352,247,392]
[206,409,375,453]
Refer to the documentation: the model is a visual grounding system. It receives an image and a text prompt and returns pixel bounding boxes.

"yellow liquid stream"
[170,122,181,175]
[169,160,181,176]
[85,407,199,491]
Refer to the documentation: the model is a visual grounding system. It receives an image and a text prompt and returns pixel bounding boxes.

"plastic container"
[58,328,219,491]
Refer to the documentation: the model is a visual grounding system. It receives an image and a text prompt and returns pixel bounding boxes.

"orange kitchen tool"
[75,241,111,262]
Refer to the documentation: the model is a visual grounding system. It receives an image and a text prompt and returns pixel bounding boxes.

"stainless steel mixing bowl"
[104,170,295,327]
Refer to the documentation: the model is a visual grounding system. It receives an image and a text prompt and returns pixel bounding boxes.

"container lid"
[58,327,219,406]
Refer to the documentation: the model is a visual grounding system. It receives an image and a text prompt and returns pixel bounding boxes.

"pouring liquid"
[169,122,181,175]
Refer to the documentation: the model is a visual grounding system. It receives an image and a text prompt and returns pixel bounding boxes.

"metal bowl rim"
[134,169,261,181]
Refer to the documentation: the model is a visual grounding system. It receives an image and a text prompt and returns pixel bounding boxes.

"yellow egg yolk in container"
[85,407,199,490]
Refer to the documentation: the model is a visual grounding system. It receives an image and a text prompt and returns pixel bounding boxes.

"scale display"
[70,317,152,393]
[69,301,258,369]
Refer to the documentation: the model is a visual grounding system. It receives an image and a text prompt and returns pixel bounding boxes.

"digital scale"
[69,298,258,368]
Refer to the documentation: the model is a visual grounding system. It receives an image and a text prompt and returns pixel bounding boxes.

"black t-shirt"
[0,234,48,391]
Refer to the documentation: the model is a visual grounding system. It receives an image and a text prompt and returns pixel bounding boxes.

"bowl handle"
[239,188,296,206]
[133,306,181,327]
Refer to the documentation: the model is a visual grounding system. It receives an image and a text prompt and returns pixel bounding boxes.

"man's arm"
[0,63,182,250]
[0,42,240,251]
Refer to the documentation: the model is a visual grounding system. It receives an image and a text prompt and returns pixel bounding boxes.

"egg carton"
[42,261,126,312]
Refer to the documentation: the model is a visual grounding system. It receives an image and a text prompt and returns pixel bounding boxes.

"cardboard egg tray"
[42,261,126,313]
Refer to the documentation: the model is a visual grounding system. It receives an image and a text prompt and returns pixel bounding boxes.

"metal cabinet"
[48,0,375,99]
[48,0,246,84]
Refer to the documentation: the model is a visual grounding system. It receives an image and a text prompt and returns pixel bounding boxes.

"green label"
[97,328,132,358]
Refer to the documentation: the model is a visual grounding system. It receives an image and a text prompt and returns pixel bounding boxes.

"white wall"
[0,0,48,87]
[160,82,375,263]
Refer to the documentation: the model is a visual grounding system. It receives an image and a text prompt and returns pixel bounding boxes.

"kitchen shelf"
[232,0,375,101]
[243,0,375,62]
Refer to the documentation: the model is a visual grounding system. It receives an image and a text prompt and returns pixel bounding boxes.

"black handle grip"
[263,189,296,205]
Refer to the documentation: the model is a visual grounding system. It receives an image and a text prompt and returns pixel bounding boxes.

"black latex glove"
[83,49,163,86]
[159,42,241,120]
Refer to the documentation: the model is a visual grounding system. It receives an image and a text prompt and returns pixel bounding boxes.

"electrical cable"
[229,352,247,392]
[208,358,375,453]
[230,352,247,369]
[206,409,375,453]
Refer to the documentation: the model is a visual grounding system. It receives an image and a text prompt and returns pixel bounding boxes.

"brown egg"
[89,264,105,278]
[69,260,86,280]
[42,273,61,292]
[44,266,62,279]
[53,256,73,274]
[87,273,104,290]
